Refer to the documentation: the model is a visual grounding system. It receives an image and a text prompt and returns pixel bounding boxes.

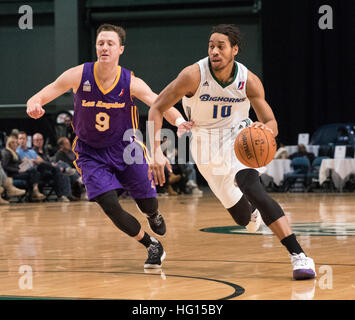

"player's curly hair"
[96,24,126,46]
[210,24,242,48]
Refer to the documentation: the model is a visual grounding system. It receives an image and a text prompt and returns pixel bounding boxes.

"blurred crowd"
[0,115,86,204]
[157,136,203,197]
[0,116,203,205]
[275,143,315,163]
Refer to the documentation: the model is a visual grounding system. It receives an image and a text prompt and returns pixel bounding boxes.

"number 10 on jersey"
[212,105,231,119]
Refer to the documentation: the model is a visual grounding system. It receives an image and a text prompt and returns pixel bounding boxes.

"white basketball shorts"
[189,118,266,208]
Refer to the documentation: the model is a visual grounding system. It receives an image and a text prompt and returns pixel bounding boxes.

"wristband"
[175,117,186,127]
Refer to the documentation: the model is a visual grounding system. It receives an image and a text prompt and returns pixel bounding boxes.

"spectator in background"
[171,147,203,195]
[1,135,45,201]
[161,136,175,163]
[33,133,76,176]
[10,129,19,138]
[160,137,202,195]
[64,115,76,144]
[184,164,203,195]
[54,137,76,167]
[0,162,26,204]
[54,137,87,200]
[32,133,53,162]
[289,144,315,164]
[274,142,289,159]
[32,132,79,201]
[16,131,71,202]
[160,137,181,196]
[56,115,76,144]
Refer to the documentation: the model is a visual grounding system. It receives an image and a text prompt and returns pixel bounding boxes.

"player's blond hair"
[5,135,19,161]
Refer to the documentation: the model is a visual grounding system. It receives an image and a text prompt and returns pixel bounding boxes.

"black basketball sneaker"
[136,205,166,236]
[144,239,166,269]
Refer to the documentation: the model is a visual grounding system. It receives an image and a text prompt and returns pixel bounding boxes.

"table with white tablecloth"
[261,159,292,187]
[319,159,355,191]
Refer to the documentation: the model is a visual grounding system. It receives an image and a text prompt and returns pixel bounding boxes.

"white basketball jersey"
[182,57,250,129]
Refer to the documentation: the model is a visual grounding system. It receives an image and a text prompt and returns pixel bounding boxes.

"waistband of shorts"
[76,136,133,150]
[192,118,252,135]
[236,118,252,130]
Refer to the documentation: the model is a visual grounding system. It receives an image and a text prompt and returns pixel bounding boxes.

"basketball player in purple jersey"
[26,24,192,269]
[148,24,316,280]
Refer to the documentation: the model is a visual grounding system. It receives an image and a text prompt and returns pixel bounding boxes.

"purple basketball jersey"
[73,62,138,149]
[71,62,156,201]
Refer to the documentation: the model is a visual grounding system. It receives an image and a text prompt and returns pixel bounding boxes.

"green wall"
[0,0,261,119]
[118,17,261,104]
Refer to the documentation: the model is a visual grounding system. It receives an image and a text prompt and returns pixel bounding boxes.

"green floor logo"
[200,222,355,236]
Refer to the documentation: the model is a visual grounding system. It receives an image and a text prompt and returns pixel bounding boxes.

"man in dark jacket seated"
[289,144,315,164]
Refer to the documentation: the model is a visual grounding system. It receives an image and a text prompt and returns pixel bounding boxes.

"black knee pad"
[135,197,158,216]
[235,169,260,194]
[227,195,254,226]
[235,169,284,226]
[95,190,120,213]
[95,190,141,237]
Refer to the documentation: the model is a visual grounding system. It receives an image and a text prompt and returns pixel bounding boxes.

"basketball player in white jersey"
[149,24,316,280]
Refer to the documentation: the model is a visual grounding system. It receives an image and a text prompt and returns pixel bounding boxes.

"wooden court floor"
[0,191,355,300]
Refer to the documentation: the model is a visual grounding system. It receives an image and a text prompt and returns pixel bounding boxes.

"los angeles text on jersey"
[81,99,125,109]
[199,94,246,103]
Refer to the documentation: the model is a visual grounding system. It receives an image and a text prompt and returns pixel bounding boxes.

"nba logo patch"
[119,89,124,97]
[237,81,245,90]
[83,80,91,92]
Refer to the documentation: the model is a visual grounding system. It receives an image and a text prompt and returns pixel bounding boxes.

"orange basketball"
[234,126,277,168]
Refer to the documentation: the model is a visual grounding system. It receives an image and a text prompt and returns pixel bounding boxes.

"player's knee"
[135,197,158,215]
[235,169,261,196]
[95,190,121,213]
[95,190,140,236]
[227,195,252,226]
[235,169,284,226]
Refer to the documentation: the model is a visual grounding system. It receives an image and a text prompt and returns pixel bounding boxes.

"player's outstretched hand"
[27,102,45,119]
[177,121,195,138]
[149,148,172,186]
[251,121,274,135]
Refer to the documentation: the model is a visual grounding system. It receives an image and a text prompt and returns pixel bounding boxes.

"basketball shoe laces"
[148,242,160,260]
[150,212,163,226]
[291,253,309,267]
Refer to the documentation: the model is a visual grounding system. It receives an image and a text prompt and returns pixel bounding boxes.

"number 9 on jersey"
[95,112,110,132]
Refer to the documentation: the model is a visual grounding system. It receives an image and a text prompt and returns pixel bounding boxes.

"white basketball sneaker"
[290,253,316,280]
[245,209,262,233]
